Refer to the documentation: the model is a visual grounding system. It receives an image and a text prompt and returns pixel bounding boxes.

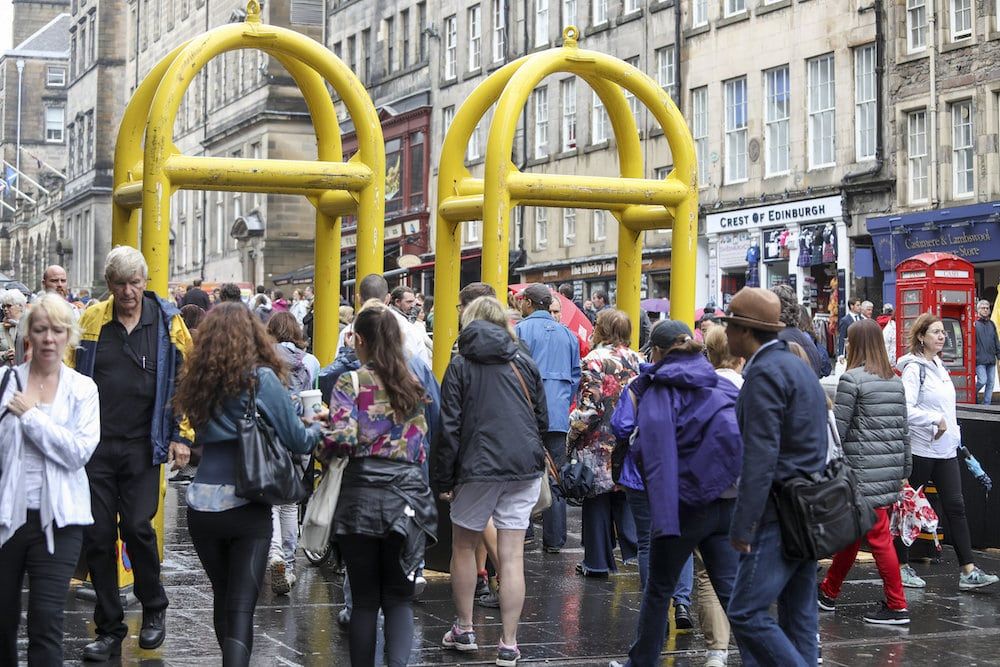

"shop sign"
[716,230,754,268]
[706,196,842,235]
[872,219,1000,270]
[571,260,619,278]
[342,220,420,249]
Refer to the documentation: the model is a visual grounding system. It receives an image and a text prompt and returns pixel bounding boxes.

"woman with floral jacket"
[567,309,642,576]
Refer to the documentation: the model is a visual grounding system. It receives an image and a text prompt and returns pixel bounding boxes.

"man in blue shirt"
[515,284,581,552]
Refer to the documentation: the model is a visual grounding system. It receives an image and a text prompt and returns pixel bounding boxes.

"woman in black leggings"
[896,313,998,591]
[173,303,320,665]
[312,302,437,666]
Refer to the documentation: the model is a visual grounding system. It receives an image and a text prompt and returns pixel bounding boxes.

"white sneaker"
[705,649,728,666]
[413,574,427,598]
[286,571,297,590]
[959,566,999,590]
[899,564,926,589]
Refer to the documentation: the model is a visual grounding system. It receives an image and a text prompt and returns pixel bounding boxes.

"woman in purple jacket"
[609,320,744,667]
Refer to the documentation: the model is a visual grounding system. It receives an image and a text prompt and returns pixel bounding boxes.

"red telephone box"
[895,252,976,403]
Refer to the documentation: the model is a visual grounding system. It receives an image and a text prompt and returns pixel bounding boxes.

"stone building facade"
[59,0,128,292]
[0,3,70,287]
[868,0,1000,305]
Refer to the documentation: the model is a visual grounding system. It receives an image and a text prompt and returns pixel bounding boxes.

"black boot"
[673,603,694,630]
[82,635,122,662]
[139,608,166,649]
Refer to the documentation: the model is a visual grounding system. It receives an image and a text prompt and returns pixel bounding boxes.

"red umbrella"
[508,283,594,341]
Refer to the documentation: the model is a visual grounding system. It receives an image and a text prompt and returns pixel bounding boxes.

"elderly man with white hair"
[0,289,27,365]
[70,246,193,661]
[975,299,1000,405]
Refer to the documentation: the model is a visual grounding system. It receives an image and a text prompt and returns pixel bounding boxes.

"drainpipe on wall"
[673,0,681,115]
[15,59,24,201]
[200,0,211,281]
[927,3,939,207]
[843,0,884,182]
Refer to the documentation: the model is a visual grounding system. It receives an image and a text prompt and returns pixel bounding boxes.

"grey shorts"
[449,476,543,532]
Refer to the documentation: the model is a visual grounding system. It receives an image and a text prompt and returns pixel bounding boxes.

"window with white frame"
[563,0,577,25]
[444,15,457,79]
[907,109,928,203]
[512,205,523,249]
[46,66,66,87]
[594,0,608,24]
[468,5,481,71]
[535,208,549,249]
[808,54,836,168]
[655,47,675,99]
[535,0,549,47]
[592,91,609,143]
[764,66,790,176]
[562,208,577,246]
[561,78,577,151]
[724,77,747,183]
[725,0,745,17]
[693,0,707,27]
[952,100,974,197]
[592,209,607,241]
[492,0,507,62]
[951,0,972,40]
[534,88,549,157]
[907,0,927,52]
[622,56,642,134]
[691,87,709,186]
[624,0,640,13]
[442,105,455,142]
[468,120,482,161]
[466,220,482,243]
[855,45,877,161]
[44,106,64,142]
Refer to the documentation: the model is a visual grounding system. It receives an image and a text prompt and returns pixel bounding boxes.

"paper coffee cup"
[298,389,324,417]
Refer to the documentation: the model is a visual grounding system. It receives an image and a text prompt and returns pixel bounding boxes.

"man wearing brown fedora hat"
[720,287,828,666]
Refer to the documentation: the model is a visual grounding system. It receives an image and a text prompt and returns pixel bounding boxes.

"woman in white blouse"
[0,294,101,665]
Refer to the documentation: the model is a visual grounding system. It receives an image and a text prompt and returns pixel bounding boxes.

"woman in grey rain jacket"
[817,319,911,625]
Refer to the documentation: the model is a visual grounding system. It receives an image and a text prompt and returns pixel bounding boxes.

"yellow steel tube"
[164,155,372,193]
[432,57,528,379]
[506,172,687,208]
[112,41,189,249]
[437,195,485,223]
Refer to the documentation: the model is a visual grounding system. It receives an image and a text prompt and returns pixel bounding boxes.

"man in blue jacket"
[515,283,581,552]
[722,287,827,667]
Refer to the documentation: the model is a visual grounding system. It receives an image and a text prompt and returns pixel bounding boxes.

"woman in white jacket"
[0,295,101,665]
[895,313,998,591]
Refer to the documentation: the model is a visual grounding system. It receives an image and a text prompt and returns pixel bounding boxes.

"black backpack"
[770,422,874,560]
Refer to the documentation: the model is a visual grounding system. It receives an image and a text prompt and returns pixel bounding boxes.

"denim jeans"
[624,499,738,667]
[528,431,569,548]
[270,503,298,570]
[976,363,996,404]
[623,487,693,604]
[727,520,818,667]
[580,491,638,573]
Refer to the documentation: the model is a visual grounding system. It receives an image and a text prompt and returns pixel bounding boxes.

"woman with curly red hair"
[173,303,320,666]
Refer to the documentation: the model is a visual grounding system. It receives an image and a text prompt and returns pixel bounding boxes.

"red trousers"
[820,507,907,610]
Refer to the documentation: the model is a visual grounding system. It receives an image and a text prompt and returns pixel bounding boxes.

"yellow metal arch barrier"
[112,0,385,364]
[432,27,698,378]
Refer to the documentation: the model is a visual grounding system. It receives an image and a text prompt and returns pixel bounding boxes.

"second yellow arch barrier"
[432,27,698,378]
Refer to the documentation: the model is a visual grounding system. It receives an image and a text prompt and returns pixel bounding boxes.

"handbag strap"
[508,360,560,484]
[0,367,22,425]
[244,370,259,420]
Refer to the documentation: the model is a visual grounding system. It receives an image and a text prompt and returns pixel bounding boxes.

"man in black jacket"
[838,298,862,356]
[974,299,1000,404]
[722,287,828,667]
[181,278,211,310]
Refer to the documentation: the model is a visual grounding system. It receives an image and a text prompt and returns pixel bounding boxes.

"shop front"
[868,201,1000,306]
[519,250,671,304]
[705,196,848,317]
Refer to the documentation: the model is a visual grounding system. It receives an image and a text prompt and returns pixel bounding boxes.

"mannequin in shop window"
[822,224,836,264]
[798,229,815,267]
[745,240,761,288]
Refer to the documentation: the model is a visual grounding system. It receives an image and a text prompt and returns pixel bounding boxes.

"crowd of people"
[1,247,999,667]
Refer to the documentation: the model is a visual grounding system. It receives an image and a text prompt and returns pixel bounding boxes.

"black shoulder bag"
[235,377,310,506]
[770,419,873,560]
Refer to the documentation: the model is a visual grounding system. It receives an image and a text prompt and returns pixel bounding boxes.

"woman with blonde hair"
[817,318,912,624]
[432,295,547,667]
[568,309,641,577]
[0,295,100,664]
[895,313,999,591]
